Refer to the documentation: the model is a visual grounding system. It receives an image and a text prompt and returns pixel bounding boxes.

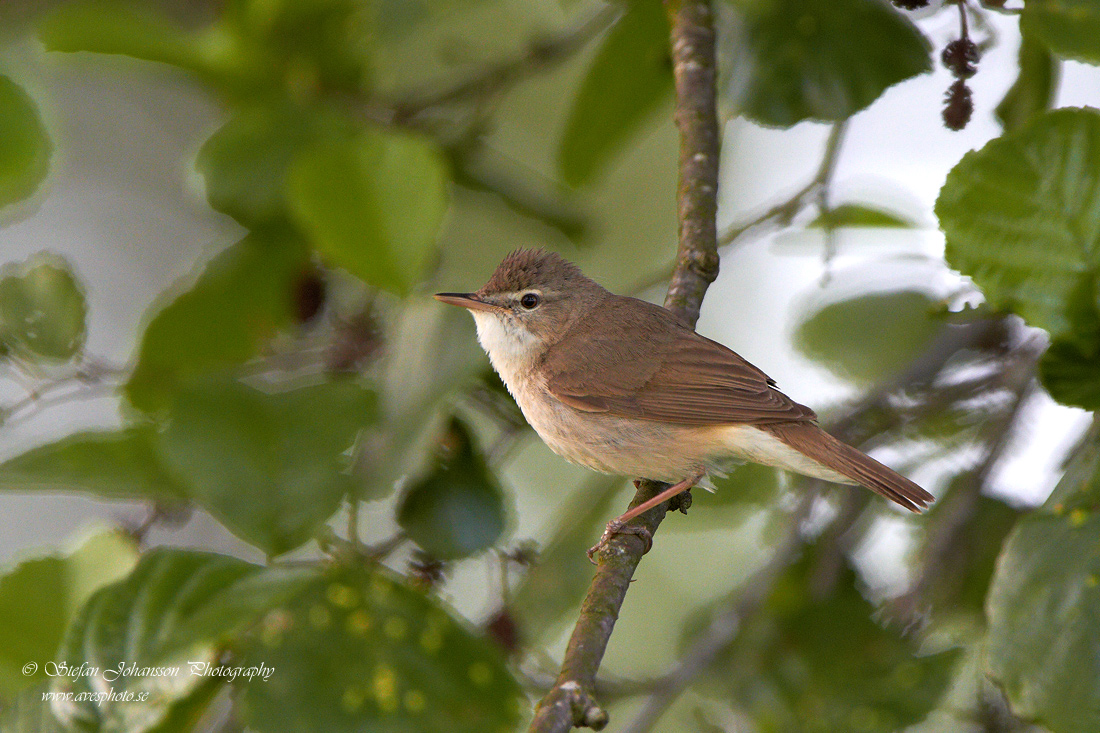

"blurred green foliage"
[795,290,941,386]
[987,429,1100,733]
[0,255,87,362]
[398,419,508,560]
[724,0,930,126]
[699,561,960,733]
[0,532,139,697]
[0,74,51,209]
[558,1,672,187]
[52,549,314,731]
[0,0,1098,731]
[238,563,523,733]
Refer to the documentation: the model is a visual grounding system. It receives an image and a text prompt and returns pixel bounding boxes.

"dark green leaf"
[0,75,51,209]
[558,2,673,187]
[288,128,449,295]
[156,379,376,556]
[0,254,86,362]
[794,290,941,385]
[1022,0,1100,65]
[52,549,313,733]
[397,419,507,560]
[987,428,1100,733]
[196,103,348,227]
[1039,339,1100,410]
[0,427,186,500]
[922,492,1021,616]
[238,563,523,733]
[216,0,375,96]
[702,561,959,732]
[125,234,310,414]
[0,531,138,696]
[996,31,1059,132]
[1036,270,1100,410]
[725,0,931,127]
[937,108,1100,339]
[39,0,203,71]
[808,204,916,229]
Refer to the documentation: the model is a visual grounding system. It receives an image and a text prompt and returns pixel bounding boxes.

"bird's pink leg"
[587,470,704,562]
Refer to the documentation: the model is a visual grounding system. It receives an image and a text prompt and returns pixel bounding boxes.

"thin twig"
[894,334,1044,619]
[717,121,847,247]
[1,372,125,427]
[816,121,848,272]
[527,2,722,731]
[392,7,618,122]
[346,496,361,546]
[629,121,849,296]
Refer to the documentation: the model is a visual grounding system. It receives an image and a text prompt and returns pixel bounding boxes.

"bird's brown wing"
[542,295,815,425]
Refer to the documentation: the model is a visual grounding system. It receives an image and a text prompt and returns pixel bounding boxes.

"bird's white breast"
[469,311,541,394]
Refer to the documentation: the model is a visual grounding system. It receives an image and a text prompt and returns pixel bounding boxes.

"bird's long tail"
[764,422,934,512]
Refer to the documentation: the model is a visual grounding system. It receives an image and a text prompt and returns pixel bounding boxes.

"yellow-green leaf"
[238,563,523,733]
[0,75,51,209]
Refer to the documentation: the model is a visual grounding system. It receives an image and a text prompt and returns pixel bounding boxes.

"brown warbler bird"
[435,250,933,557]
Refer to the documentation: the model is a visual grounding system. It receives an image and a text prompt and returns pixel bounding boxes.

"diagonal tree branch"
[527,1,721,730]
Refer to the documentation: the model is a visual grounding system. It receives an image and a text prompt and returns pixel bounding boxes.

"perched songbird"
[435,250,932,555]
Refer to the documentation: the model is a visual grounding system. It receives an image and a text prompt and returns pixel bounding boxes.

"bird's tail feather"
[764,422,933,512]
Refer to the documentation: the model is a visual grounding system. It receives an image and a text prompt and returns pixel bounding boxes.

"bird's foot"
[586,519,653,564]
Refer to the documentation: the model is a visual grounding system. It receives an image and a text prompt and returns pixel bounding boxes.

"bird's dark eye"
[520,293,540,309]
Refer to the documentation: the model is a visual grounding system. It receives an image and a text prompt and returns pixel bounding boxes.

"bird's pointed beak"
[433,292,500,312]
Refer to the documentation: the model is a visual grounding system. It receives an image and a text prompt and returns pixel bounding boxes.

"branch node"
[531,680,608,731]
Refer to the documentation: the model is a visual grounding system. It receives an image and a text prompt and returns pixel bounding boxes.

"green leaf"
[558,1,673,187]
[39,0,204,71]
[0,531,139,696]
[937,108,1100,339]
[726,0,931,127]
[987,427,1100,733]
[0,427,185,500]
[156,379,376,556]
[0,254,86,362]
[922,491,1021,617]
[794,290,941,385]
[703,561,959,732]
[1022,0,1100,65]
[51,549,313,733]
[125,234,310,414]
[1036,270,1100,410]
[0,75,51,209]
[196,103,350,227]
[808,203,916,229]
[397,419,507,560]
[238,563,523,733]
[288,128,450,296]
[215,0,375,96]
[1040,339,1100,410]
[996,31,1059,133]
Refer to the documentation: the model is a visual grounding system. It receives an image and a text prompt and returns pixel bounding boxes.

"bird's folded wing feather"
[542,296,816,425]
